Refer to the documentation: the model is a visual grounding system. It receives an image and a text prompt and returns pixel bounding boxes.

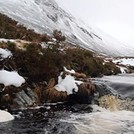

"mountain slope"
[0,13,41,41]
[0,0,134,56]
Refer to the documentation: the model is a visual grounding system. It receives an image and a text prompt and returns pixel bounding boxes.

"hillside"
[0,0,134,56]
[0,13,41,41]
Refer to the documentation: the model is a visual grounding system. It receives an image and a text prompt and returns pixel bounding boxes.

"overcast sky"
[56,0,134,47]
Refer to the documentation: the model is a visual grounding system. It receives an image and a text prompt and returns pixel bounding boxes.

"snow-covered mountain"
[0,0,134,56]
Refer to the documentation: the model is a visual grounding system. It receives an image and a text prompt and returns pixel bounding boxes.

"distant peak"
[35,0,58,7]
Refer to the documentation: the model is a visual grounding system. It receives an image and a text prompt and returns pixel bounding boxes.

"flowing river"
[0,74,134,134]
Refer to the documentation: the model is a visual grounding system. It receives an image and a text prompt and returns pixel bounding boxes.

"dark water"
[0,74,134,134]
[96,74,134,98]
[0,107,76,134]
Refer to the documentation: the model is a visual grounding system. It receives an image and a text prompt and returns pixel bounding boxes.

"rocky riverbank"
[0,38,122,111]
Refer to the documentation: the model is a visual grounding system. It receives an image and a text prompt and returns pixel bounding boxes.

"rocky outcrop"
[43,69,96,104]
[0,65,97,110]
[13,88,38,109]
[43,80,96,104]
[0,85,39,110]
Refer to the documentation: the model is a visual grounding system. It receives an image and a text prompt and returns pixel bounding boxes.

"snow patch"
[0,110,14,122]
[55,68,83,95]
[0,38,15,43]
[0,70,25,87]
[117,66,127,74]
[0,48,12,60]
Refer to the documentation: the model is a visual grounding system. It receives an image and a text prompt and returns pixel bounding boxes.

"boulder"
[12,88,38,109]
[71,104,93,112]
[0,94,12,110]
[94,82,114,97]
[43,77,96,104]
[69,82,96,104]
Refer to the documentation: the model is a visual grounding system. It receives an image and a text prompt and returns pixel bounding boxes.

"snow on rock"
[117,66,127,74]
[113,58,134,66]
[0,70,25,87]
[63,67,75,74]
[0,110,14,122]
[55,69,83,95]
[0,48,12,59]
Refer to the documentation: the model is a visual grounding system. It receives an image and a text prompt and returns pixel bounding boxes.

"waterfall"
[61,75,134,134]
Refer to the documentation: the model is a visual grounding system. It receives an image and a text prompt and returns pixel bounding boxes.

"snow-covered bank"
[113,58,134,66]
[117,66,127,74]
[0,110,14,122]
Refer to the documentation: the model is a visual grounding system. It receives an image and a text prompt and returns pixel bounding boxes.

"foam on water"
[61,105,134,134]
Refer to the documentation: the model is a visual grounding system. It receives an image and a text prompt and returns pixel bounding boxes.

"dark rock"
[68,82,96,104]
[71,104,93,112]
[13,98,24,107]
[0,84,4,91]
[13,88,38,108]
[26,87,38,101]
[94,82,113,97]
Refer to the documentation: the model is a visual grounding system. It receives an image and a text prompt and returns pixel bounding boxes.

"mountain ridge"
[0,0,134,56]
